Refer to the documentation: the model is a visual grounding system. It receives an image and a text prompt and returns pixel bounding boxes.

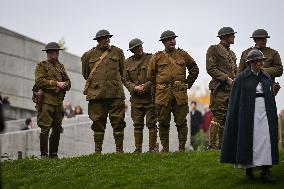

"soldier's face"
[163,37,176,50]
[254,38,267,48]
[47,50,59,62]
[131,45,144,56]
[97,36,110,49]
[224,34,235,44]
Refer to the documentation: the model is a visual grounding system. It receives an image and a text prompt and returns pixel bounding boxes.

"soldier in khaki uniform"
[238,29,283,94]
[124,38,157,153]
[147,30,199,152]
[206,27,238,150]
[34,42,71,158]
[81,29,126,153]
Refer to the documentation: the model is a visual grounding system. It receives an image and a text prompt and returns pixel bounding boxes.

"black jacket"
[221,68,279,165]
[190,110,203,136]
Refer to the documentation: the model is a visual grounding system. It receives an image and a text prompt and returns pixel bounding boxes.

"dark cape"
[220,68,279,165]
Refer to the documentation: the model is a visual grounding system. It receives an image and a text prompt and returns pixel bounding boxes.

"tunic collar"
[220,41,230,49]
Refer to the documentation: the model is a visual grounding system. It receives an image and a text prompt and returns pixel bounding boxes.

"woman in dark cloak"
[221,49,279,183]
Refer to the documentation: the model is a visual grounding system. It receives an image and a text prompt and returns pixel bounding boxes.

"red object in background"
[201,110,213,133]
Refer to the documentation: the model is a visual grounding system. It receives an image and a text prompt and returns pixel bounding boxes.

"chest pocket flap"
[109,56,119,61]
[89,57,100,63]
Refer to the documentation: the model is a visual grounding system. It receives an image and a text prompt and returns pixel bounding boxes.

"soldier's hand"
[226,77,233,86]
[54,87,60,93]
[57,82,66,89]
[140,84,145,92]
[134,85,143,94]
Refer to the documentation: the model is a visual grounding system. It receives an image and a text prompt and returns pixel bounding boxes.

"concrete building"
[0,26,87,120]
[0,114,192,159]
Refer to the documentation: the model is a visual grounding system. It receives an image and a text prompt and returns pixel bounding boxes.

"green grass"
[2,150,284,189]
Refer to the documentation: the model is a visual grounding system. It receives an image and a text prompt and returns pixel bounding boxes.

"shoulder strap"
[162,50,179,69]
[83,50,109,95]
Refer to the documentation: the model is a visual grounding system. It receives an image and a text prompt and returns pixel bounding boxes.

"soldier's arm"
[119,50,126,85]
[185,53,199,89]
[123,61,136,94]
[35,63,57,90]
[81,52,90,80]
[238,51,247,74]
[61,64,71,91]
[263,51,283,78]
[206,46,229,81]
[142,55,153,92]
[146,55,157,85]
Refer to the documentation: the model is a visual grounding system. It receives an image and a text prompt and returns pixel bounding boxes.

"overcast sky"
[1,0,284,110]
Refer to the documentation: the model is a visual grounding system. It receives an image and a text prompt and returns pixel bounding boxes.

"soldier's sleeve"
[263,51,283,78]
[119,50,126,85]
[81,52,90,80]
[35,63,57,90]
[61,64,71,91]
[184,52,199,89]
[142,54,153,92]
[147,54,157,85]
[238,51,247,74]
[123,60,136,94]
[206,45,229,81]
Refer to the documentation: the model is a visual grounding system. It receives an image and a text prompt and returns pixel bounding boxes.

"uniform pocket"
[90,82,99,88]
[109,56,120,70]
[89,57,100,70]
[157,61,168,72]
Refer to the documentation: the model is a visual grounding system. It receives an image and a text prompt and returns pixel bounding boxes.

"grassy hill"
[2,150,284,189]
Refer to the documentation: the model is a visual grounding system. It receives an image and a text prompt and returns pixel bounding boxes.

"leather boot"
[114,130,124,153]
[40,133,49,158]
[49,130,60,158]
[134,128,143,153]
[218,125,224,149]
[148,127,158,152]
[207,120,220,150]
[261,166,276,184]
[245,168,254,180]
[159,127,169,153]
[177,126,188,151]
[94,132,104,154]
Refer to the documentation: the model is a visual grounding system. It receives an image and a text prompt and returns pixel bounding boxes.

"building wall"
[0,26,87,117]
[0,115,192,159]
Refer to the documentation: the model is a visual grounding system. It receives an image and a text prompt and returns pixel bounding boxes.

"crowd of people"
[63,101,83,118]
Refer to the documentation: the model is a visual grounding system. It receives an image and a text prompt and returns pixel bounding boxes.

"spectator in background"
[190,101,203,149]
[74,106,83,115]
[2,96,10,106]
[202,105,213,133]
[279,109,284,148]
[63,101,75,118]
[0,94,5,189]
[0,98,4,132]
[22,118,33,130]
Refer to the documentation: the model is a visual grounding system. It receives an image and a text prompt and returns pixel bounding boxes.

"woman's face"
[250,59,264,72]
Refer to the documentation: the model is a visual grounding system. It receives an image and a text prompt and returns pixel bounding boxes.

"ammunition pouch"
[156,81,187,91]
[32,89,44,104]
[172,81,188,91]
